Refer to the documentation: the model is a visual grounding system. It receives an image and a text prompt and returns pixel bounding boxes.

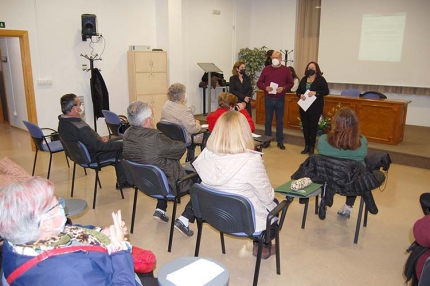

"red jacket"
[206,108,255,132]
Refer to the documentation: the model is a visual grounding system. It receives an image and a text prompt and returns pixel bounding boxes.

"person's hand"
[266,86,273,92]
[101,218,128,238]
[102,137,108,142]
[195,119,200,125]
[236,102,246,111]
[300,94,306,100]
[244,96,251,103]
[106,210,129,254]
[276,87,284,93]
[308,91,316,97]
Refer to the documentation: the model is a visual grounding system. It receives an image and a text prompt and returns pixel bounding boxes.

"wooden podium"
[255,90,411,145]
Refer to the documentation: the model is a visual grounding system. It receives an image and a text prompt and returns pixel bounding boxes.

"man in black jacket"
[58,93,130,189]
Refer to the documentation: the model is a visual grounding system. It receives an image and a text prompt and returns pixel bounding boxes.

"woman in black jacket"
[229,61,253,117]
[296,61,329,154]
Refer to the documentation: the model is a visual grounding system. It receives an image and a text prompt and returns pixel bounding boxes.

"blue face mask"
[44,206,67,234]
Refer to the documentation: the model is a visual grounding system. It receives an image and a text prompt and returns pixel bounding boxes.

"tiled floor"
[2,123,429,286]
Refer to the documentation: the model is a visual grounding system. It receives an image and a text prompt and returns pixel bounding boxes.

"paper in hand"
[269,82,278,94]
[297,90,316,112]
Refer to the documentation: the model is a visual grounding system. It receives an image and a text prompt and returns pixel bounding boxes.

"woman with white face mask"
[296,61,330,155]
[0,177,140,286]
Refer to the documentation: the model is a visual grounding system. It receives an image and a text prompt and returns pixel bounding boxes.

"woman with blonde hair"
[193,111,277,259]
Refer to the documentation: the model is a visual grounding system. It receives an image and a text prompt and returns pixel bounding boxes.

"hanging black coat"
[90,68,109,119]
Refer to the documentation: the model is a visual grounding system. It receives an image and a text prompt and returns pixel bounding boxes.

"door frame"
[0,30,37,125]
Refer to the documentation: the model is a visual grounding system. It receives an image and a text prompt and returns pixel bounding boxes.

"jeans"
[264,96,285,143]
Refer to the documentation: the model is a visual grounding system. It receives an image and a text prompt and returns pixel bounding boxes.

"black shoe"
[277,142,285,150]
[153,210,169,223]
[309,147,314,155]
[300,146,310,154]
[116,181,133,190]
[262,142,271,148]
[174,219,194,237]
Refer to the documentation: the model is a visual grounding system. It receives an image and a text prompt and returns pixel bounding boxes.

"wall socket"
[37,79,53,85]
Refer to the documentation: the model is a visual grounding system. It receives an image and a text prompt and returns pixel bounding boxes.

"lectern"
[197,63,222,115]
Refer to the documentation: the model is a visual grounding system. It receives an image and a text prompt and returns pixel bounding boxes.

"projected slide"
[358,13,406,62]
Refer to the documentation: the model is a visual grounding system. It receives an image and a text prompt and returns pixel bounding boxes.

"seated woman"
[206,92,255,132]
[316,107,368,218]
[0,177,141,286]
[161,82,202,144]
[193,111,276,259]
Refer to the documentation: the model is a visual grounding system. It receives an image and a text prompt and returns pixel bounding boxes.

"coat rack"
[81,53,102,132]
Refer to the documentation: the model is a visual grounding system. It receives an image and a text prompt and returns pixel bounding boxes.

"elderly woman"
[193,111,277,259]
[206,92,255,132]
[161,83,202,144]
[0,177,140,286]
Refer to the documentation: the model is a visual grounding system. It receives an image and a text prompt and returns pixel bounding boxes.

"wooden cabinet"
[127,51,168,123]
[256,90,411,145]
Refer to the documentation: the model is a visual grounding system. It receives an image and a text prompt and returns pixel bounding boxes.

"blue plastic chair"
[340,88,361,97]
[121,159,198,252]
[22,121,69,179]
[60,138,124,209]
[190,183,292,286]
[360,92,387,99]
[102,110,130,138]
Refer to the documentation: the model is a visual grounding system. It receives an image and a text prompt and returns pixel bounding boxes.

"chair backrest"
[340,88,361,97]
[190,183,256,236]
[156,121,187,144]
[102,110,122,136]
[360,91,387,99]
[122,159,171,198]
[59,138,92,165]
[22,121,45,151]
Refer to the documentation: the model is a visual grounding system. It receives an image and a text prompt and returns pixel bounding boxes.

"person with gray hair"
[0,177,140,285]
[123,101,196,237]
[161,83,202,144]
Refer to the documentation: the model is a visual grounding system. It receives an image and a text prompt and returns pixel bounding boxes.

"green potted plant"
[238,46,268,92]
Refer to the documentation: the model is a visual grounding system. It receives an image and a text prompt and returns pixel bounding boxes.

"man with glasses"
[58,93,131,189]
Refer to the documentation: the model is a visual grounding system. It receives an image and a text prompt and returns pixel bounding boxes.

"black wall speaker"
[81,14,97,41]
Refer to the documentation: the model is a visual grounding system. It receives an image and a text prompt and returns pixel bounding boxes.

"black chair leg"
[130,188,138,234]
[31,150,38,176]
[194,220,203,257]
[364,206,368,227]
[253,238,264,286]
[354,197,365,244]
[275,228,281,274]
[168,199,178,252]
[71,163,76,197]
[301,198,309,229]
[83,168,87,175]
[64,153,70,168]
[47,153,53,180]
[92,170,99,209]
[220,233,226,254]
[315,194,319,215]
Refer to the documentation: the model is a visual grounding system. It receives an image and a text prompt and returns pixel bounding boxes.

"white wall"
[0,37,27,129]
[1,0,428,129]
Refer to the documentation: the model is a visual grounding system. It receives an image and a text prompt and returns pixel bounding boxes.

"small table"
[253,134,274,152]
[64,199,88,216]
[158,257,229,286]
[275,180,322,229]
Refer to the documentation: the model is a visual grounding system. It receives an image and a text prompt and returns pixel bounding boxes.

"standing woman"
[229,61,253,117]
[296,61,329,154]
[288,66,300,92]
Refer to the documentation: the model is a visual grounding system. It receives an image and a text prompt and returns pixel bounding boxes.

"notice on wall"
[358,13,406,62]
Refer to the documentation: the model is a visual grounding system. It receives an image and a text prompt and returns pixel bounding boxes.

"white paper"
[166,258,225,286]
[269,82,278,94]
[252,133,262,138]
[297,90,317,112]
[201,124,208,129]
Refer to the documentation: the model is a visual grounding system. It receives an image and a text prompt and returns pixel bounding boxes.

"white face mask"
[78,104,85,117]
[45,206,67,234]
[183,93,188,104]
[272,58,280,67]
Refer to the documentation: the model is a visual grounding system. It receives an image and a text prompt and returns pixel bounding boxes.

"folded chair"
[102,110,130,138]
[22,121,69,179]
[190,183,292,286]
[60,138,124,209]
[156,121,203,162]
[121,159,198,252]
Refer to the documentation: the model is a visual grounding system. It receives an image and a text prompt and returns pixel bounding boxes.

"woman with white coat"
[192,111,277,259]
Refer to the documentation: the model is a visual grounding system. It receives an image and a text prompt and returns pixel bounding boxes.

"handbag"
[291,177,313,190]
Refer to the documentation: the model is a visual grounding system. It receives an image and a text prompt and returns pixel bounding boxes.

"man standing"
[257,51,294,150]
[58,93,130,189]
[122,101,195,237]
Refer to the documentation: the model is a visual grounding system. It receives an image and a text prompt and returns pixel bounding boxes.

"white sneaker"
[337,204,352,219]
